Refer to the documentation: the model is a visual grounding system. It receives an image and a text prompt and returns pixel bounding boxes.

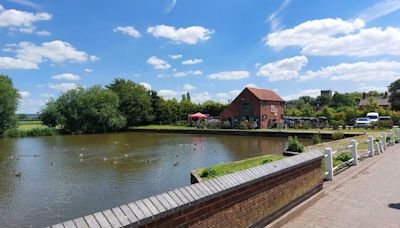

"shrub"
[331,120,344,130]
[221,121,231,129]
[312,134,321,144]
[287,136,304,152]
[3,127,59,138]
[333,152,352,167]
[200,167,217,178]
[303,120,312,129]
[372,120,392,129]
[332,131,344,140]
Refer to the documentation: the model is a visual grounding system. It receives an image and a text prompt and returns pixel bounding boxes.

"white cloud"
[182,58,203,65]
[208,71,249,80]
[245,84,258,88]
[173,70,202,77]
[19,91,30,98]
[48,83,78,92]
[0,56,38,69]
[0,5,51,28]
[299,60,400,82]
[257,56,308,81]
[139,82,152,90]
[229,89,241,96]
[40,93,53,98]
[216,90,242,103]
[166,0,177,13]
[17,98,48,113]
[147,25,214,44]
[3,41,98,68]
[6,0,41,10]
[183,83,195,91]
[52,73,81,81]
[266,18,365,49]
[84,68,93,73]
[282,89,320,101]
[302,27,400,56]
[113,26,141,38]
[357,0,400,22]
[36,30,50,36]
[158,89,177,99]
[191,91,211,103]
[147,56,171,70]
[358,86,388,93]
[267,0,291,32]
[169,54,182,59]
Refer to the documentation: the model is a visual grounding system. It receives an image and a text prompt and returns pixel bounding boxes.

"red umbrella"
[191,112,208,118]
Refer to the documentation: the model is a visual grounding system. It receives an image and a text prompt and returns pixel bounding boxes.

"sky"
[1,0,400,113]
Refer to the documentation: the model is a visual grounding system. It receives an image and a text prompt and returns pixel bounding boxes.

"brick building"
[219,87,285,128]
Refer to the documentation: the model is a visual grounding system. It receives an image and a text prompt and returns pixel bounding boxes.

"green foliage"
[42,86,127,134]
[200,167,217,178]
[4,127,58,138]
[287,136,304,152]
[312,134,321,144]
[0,75,19,135]
[107,79,153,126]
[39,99,60,127]
[333,152,352,167]
[389,79,400,111]
[331,119,344,130]
[221,121,231,129]
[261,158,273,164]
[332,131,344,140]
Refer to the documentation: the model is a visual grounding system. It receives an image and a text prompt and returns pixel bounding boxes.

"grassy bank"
[193,154,283,181]
[18,120,47,130]
[4,127,59,138]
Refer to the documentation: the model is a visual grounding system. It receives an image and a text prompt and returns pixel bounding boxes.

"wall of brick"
[51,151,324,228]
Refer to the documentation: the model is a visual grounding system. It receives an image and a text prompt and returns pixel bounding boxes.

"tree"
[39,99,60,127]
[0,75,19,135]
[56,86,126,133]
[365,97,380,112]
[389,79,400,111]
[107,79,153,126]
[186,92,191,102]
[330,92,356,108]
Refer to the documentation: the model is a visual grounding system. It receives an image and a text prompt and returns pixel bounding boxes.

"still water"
[0,132,313,227]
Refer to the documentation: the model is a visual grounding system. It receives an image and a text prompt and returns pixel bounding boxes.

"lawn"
[18,121,48,130]
[193,154,284,181]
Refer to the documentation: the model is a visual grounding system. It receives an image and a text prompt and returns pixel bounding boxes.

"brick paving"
[282,143,400,228]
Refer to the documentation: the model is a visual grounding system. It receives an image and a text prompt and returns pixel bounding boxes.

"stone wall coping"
[50,151,324,228]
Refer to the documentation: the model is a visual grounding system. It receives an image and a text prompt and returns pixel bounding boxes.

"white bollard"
[397,127,400,141]
[390,130,395,146]
[368,136,374,157]
[381,132,386,151]
[375,141,381,155]
[350,140,358,165]
[325,148,333,181]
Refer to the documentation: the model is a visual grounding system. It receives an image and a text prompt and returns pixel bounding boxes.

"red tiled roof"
[246,87,284,102]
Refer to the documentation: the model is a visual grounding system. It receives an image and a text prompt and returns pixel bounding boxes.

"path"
[282,143,400,228]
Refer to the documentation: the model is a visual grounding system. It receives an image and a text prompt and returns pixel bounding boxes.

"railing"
[324,128,399,181]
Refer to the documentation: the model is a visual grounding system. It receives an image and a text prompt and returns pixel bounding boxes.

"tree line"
[284,80,400,126]
[39,78,227,134]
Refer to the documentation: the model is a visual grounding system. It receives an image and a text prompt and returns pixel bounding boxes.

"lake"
[0,132,313,227]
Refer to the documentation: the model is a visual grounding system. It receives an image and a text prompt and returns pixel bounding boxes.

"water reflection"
[0,132,311,227]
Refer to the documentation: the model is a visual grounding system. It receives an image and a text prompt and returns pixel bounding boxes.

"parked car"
[355,117,371,128]
[366,112,379,123]
[376,116,393,128]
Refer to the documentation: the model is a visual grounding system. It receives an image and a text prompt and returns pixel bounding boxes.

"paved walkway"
[282,143,400,228]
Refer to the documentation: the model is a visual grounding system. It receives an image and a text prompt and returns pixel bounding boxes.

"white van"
[366,112,379,123]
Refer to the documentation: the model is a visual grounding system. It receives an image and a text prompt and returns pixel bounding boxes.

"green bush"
[303,120,312,129]
[221,121,231,129]
[332,131,344,140]
[200,167,217,178]
[333,152,352,167]
[331,120,344,130]
[287,136,304,152]
[312,134,321,144]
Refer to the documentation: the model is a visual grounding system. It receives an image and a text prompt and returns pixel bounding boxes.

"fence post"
[390,130,395,146]
[350,140,358,165]
[325,147,333,181]
[368,136,374,157]
[375,141,381,155]
[397,127,400,141]
[380,132,386,152]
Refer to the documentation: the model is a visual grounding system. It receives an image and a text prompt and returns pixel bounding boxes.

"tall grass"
[3,127,59,138]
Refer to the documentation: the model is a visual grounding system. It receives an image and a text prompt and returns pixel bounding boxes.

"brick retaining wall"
[51,151,324,228]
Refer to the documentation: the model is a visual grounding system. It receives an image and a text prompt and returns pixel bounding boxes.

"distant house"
[219,87,285,128]
[359,92,390,110]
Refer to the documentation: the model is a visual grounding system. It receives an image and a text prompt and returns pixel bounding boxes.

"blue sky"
[1,0,400,113]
